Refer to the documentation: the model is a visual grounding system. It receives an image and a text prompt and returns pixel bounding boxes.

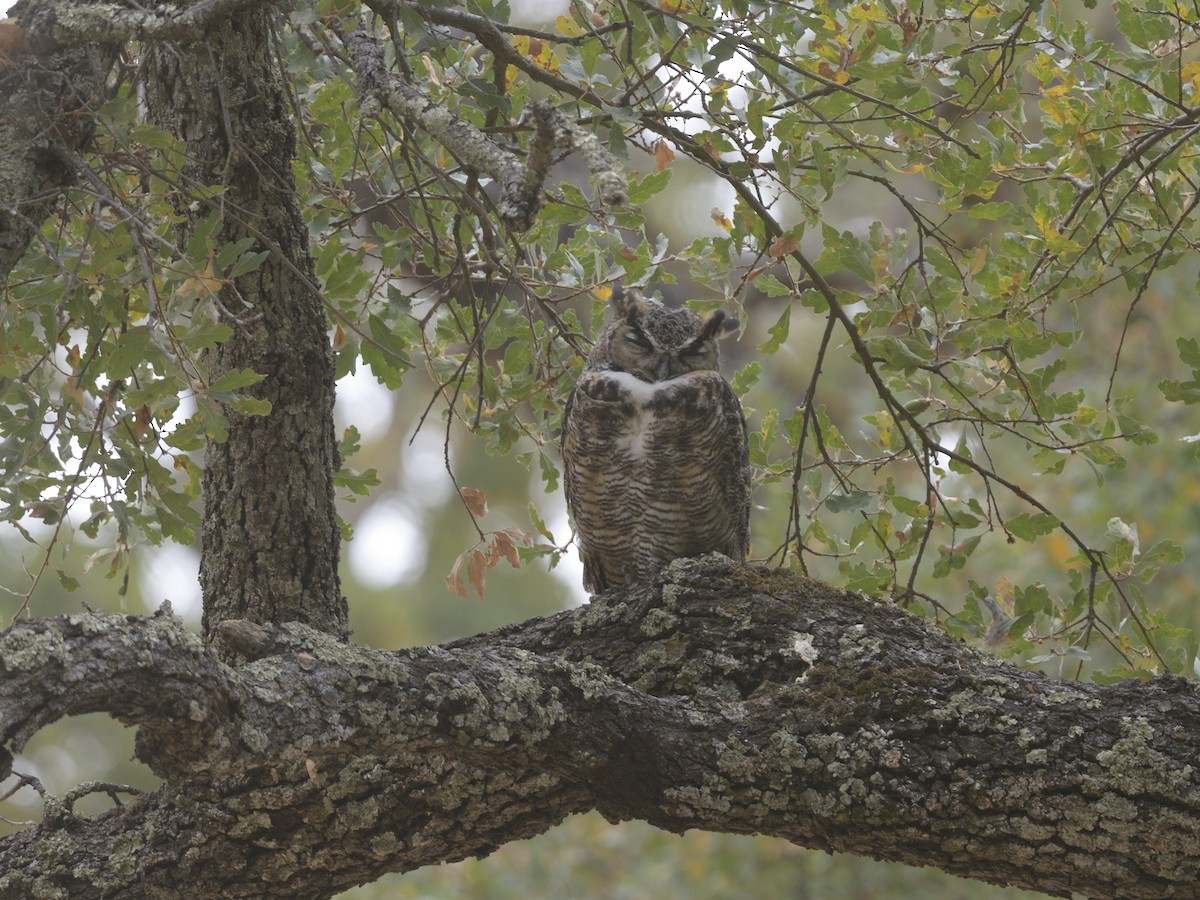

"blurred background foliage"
[4,0,1200,895]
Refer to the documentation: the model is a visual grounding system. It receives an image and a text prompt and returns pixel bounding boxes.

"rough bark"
[1,557,1198,899]
[142,6,344,636]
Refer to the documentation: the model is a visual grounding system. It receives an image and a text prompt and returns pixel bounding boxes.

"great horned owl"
[561,287,751,593]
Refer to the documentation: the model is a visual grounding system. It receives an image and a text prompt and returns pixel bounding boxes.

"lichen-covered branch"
[342,27,625,232]
[2,559,1199,898]
[0,605,235,775]
[12,0,275,51]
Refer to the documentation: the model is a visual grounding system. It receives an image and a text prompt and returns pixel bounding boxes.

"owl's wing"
[719,375,752,560]
[560,370,623,592]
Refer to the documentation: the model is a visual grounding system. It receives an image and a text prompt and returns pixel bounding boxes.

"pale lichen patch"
[788,632,819,664]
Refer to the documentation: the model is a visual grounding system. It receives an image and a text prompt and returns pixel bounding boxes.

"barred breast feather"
[562,367,750,593]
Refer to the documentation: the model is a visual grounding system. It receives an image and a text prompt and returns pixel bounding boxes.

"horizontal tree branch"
[2,557,1199,898]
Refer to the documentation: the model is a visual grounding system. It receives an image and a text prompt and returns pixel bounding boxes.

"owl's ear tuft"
[699,309,740,341]
[611,285,653,324]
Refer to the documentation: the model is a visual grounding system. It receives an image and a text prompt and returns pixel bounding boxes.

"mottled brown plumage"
[561,288,751,593]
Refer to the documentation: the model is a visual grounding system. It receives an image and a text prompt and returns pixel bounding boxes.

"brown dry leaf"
[467,548,488,600]
[461,486,489,517]
[445,551,469,598]
[654,139,676,172]
[493,531,521,569]
[817,60,850,84]
[0,21,29,68]
[768,233,799,257]
[134,406,152,440]
[331,324,347,350]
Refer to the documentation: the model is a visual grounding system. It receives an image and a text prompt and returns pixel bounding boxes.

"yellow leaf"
[846,3,884,22]
[710,207,733,232]
[178,258,224,301]
[420,55,441,88]
[199,260,223,293]
[511,34,559,73]
[993,576,1014,615]
[1184,62,1200,95]
[592,284,614,302]
[967,245,988,276]
[555,14,584,36]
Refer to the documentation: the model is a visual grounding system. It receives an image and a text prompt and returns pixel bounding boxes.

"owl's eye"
[624,331,652,349]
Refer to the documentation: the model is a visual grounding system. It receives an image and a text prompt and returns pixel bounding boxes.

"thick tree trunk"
[143,8,344,636]
[1,558,1198,899]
